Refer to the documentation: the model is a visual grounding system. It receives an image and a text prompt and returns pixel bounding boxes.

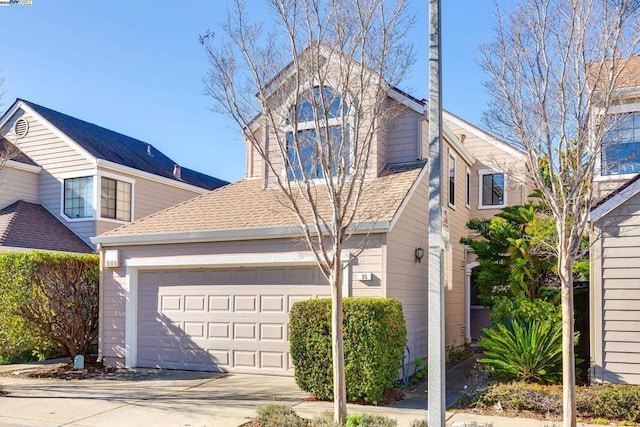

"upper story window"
[602,112,640,176]
[64,176,94,219]
[479,169,506,208]
[466,169,471,208]
[286,86,349,180]
[448,153,456,206]
[101,177,132,222]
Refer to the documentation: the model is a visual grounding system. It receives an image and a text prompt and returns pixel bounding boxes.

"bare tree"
[481,1,640,426]
[201,0,413,423]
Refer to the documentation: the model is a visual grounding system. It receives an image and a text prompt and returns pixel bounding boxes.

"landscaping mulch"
[0,358,115,380]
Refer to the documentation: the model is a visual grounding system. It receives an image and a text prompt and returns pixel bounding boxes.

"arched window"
[286,87,349,180]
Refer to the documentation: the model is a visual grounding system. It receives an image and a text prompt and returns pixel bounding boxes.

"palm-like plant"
[479,318,564,384]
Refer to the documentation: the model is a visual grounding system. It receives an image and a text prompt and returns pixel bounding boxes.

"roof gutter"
[5,160,42,173]
[92,221,391,247]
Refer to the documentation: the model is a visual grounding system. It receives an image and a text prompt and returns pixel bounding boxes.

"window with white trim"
[602,112,640,176]
[101,177,132,221]
[448,153,456,206]
[286,86,349,180]
[64,176,94,219]
[479,170,506,207]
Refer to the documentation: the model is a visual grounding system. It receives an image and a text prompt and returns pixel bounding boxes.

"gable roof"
[93,161,425,246]
[0,136,38,167]
[0,200,93,253]
[17,99,228,191]
[590,174,640,221]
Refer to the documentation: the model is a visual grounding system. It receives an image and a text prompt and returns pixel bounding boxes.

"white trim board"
[590,176,640,222]
[92,221,391,246]
[443,110,527,161]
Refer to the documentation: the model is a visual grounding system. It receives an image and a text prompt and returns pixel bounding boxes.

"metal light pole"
[428,0,446,425]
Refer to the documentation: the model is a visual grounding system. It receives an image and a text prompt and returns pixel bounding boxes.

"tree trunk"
[331,261,347,425]
[559,252,576,427]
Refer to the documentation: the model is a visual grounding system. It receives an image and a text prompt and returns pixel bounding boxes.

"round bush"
[289,297,406,403]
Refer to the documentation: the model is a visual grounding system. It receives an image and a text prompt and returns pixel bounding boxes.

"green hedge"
[289,297,406,403]
[0,251,99,359]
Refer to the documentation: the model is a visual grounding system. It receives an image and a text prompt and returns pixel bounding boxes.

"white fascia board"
[16,101,98,166]
[93,221,391,247]
[443,125,475,166]
[0,99,21,131]
[125,251,352,269]
[387,89,426,115]
[442,110,527,161]
[96,159,210,194]
[5,159,41,173]
[590,179,640,222]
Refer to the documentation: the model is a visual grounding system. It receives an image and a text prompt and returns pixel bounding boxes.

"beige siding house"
[94,52,527,374]
[591,177,640,384]
[589,55,640,385]
[0,99,227,253]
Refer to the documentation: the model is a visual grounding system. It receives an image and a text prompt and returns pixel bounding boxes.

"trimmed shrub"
[479,318,563,384]
[0,252,99,359]
[345,413,397,427]
[255,404,307,427]
[461,381,640,424]
[490,297,560,324]
[578,385,640,423]
[289,297,406,403]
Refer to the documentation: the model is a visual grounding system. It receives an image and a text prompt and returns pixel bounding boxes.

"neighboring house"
[0,99,228,253]
[590,55,640,384]
[93,57,527,375]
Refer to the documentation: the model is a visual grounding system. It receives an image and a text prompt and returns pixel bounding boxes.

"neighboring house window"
[64,176,94,219]
[101,177,132,221]
[466,169,471,208]
[448,153,456,206]
[286,86,348,180]
[602,112,640,176]
[479,169,506,207]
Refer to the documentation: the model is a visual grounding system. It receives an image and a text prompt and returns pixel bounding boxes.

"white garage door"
[137,266,330,375]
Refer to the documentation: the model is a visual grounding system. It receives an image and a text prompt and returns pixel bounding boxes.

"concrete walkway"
[0,361,604,427]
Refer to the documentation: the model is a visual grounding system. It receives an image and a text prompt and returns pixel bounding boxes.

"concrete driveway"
[0,370,311,427]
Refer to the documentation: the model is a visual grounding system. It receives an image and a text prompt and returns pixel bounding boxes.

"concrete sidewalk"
[0,361,603,427]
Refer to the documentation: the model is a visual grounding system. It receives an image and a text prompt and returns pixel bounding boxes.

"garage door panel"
[260,323,285,341]
[261,295,285,312]
[208,296,231,311]
[234,295,257,312]
[137,266,330,375]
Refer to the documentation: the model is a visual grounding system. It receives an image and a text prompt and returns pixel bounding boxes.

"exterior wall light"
[415,247,425,263]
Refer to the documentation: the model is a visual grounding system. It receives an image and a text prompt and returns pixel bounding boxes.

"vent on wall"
[14,118,29,138]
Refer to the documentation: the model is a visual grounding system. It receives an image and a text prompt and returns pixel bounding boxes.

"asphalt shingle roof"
[0,136,38,166]
[20,99,228,191]
[0,201,93,253]
[100,161,425,239]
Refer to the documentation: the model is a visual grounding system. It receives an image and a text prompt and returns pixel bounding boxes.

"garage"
[136,265,330,375]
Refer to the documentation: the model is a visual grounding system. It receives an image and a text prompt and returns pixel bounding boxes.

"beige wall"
[99,235,385,368]
[444,118,528,219]
[95,167,205,236]
[592,191,640,384]
[386,169,429,360]
[443,140,474,349]
[0,165,39,207]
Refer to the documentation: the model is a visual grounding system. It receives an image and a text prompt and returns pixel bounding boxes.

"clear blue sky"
[0,1,507,183]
